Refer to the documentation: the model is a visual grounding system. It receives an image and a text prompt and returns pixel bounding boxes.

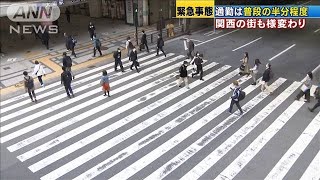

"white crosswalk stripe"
[0,51,319,180]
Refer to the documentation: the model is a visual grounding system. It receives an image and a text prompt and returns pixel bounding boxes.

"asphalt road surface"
[1,37,319,180]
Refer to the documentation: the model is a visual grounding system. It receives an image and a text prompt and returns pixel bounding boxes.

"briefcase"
[139,43,145,50]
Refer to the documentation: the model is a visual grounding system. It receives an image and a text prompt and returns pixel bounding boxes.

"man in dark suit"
[140,30,149,52]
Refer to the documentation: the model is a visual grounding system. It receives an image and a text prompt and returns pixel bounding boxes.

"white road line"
[144,78,286,180]
[265,112,320,180]
[189,39,203,43]
[38,63,225,179]
[204,31,213,36]
[232,37,262,51]
[181,82,301,180]
[0,52,161,122]
[196,30,240,47]
[2,55,179,146]
[72,69,249,180]
[301,0,312,5]
[300,150,320,180]
[269,44,296,61]
[0,50,153,108]
[314,28,320,33]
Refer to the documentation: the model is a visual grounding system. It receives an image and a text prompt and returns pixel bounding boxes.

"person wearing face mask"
[261,63,274,94]
[114,48,124,72]
[191,52,204,80]
[177,61,189,89]
[296,72,313,102]
[129,48,139,73]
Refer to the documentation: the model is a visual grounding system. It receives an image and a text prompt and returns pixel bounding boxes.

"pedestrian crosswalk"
[0,51,319,180]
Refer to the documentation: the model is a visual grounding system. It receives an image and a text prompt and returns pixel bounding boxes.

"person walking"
[250,58,261,85]
[42,30,49,49]
[100,70,110,97]
[114,48,124,72]
[140,30,149,52]
[126,37,134,60]
[177,61,189,89]
[186,38,194,59]
[88,22,95,40]
[66,35,77,58]
[62,52,75,79]
[239,52,250,76]
[130,48,140,73]
[92,33,102,57]
[261,63,274,94]
[61,66,74,98]
[191,52,204,80]
[65,8,71,23]
[156,34,166,57]
[33,60,46,87]
[228,80,244,115]
[296,72,313,102]
[23,71,37,102]
[308,85,320,112]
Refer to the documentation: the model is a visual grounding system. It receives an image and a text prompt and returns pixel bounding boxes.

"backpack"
[238,89,246,101]
[24,76,34,89]
[314,87,320,98]
[128,41,134,49]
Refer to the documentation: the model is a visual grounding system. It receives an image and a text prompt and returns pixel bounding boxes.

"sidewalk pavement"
[0,14,184,99]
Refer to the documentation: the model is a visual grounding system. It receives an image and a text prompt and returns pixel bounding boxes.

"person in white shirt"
[33,60,46,87]
[250,58,261,85]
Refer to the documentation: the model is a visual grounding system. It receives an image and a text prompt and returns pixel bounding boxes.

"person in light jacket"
[100,70,110,97]
[186,38,194,59]
[250,58,261,85]
[296,72,313,102]
[308,84,320,112]
[261,63,273,94]
[229,80,243,115]
[33,60,46,87]
[239,52,250,76]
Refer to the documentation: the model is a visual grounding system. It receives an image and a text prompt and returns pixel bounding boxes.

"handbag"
[239,64,245,71]
[139,43,145,50]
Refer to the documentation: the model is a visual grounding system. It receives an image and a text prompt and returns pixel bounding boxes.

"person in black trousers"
[186,38,194,59]
[130,48,139,73]
[140,30,149,52]
[92,34,102,57]
[114,48,124,72]
[88,22,95,40]
[62,52,75,79]
[66,35,77,58]
[156,34,166,57]
[191,52,204,80]
[23,71,37,102]
[42,30,49,49]
[61,66,74,98]
[229,80,243,115]
[308,85,320,112]
[65,8,71,23]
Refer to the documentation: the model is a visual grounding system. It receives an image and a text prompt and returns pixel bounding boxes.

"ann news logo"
[7,3,60,34]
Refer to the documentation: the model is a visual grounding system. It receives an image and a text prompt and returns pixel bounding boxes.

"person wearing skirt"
[100,70,110,97]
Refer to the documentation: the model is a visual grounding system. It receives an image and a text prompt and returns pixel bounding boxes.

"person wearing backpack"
[229,80,244,115]
[156,34,166,57]
[33,60,46,87]
[92,34,102,57]
[62,52,75,79]
[126,37,134,60]
[23,71,37,102]
[261,63,273,94]
[61,66,74,98]
[114,48,124,72]
[100,70,110,97]
[191,52,204,80]
[129,48,140,73]
[177,61,189,89]
[308,85,320,112]
[296,72,313,103]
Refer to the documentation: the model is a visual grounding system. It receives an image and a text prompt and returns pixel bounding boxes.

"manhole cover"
[3,67,11,70]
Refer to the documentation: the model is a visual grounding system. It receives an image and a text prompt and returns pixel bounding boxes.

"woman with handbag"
[100,70,110,97]
[239,52,250,76]
[296,72,313,102]
[33,60,46,87]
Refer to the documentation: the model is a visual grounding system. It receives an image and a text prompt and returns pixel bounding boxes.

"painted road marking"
[0,50,153,107]
[265,112,320,180]
[3,55,181,149]
[300,150,320,180]
[0,54,160,123]
[144,79,286,180]
[196,30,240,47]
[301,0,312,5]
[181,82,301,180]
[314,28,320,33]
[269,44,296,61]
[29,62,224,175]
[232,37,263,51]
[189,39,203,42]
[73,73,251,180]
